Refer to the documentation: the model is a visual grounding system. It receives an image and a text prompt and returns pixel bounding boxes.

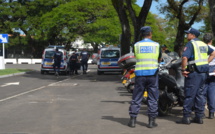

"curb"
[0,72,28,79]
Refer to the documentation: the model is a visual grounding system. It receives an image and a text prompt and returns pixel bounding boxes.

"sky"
[136,0,204,29]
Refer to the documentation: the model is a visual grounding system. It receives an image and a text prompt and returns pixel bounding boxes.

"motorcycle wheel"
[158,90,170,116]
[127,83,134,93]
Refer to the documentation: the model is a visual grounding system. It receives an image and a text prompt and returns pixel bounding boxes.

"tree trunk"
[209,0,215,37]
[174,22,190,56]
[111,0,131,55]
[126,0,152,43]
[167,0,203,56]
[112,0,153,55]
[91,42,99,53]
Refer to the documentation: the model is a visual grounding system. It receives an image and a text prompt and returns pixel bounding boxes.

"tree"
[39,0,121,52]
[160,0,205,55]
[145,13,167,46]
[209,0,215,37]
[111,0,154,55]
[0,0,71,57]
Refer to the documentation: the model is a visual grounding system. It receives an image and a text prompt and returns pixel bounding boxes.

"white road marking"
[0,71,86,102]
[48,83,78,86]
[1,82,20,87]
[0,86,46,102]
[0,79,68,103]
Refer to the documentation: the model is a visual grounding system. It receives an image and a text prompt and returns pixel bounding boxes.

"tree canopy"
[0,0,213,58]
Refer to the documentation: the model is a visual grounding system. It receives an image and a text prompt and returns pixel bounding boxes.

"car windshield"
[45,51,55,59]
[101,50,120,58]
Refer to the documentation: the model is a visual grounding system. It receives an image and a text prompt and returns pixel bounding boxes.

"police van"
[97,46,122,75]
[40,46,69,74]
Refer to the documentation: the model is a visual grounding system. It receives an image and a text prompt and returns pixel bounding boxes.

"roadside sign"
[0,34,8,43]
[0,34,8,69]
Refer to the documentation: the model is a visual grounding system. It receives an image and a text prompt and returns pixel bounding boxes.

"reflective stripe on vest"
[188,40,208,66]
[136,59,158,62]
[134,42,159,72]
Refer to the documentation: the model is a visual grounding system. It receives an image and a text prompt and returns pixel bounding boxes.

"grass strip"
[0,68,31,76]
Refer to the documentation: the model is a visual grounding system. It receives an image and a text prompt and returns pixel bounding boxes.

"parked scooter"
[118,52,185,116]
[118,53,148,103]
[158,52,184,116]
[121,66,135,93]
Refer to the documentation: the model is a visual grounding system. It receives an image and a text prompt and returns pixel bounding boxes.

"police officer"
[203,33,215,119]
[161,44,170,53]
[79,48,90,74]
[177,28,215,124]
[69,52,79,75]
[128,26,162,128]
[53,48,63,76]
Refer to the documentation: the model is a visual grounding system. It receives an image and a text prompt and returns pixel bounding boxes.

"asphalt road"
[0,64,214,134]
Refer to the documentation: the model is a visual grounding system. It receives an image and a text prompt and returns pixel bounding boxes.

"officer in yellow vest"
[128,26,162,128]
[177,28,215,124]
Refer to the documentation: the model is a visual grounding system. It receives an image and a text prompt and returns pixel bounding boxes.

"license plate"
[45,62,53,65]
[130,73,135,78]
[102,62,110,65]
[122,80,127,84]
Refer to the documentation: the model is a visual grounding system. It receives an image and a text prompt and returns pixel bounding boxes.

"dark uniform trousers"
[53,61,61,73]
[81,60,88,71]
[205,75,215,113]
[183,71,207,118]
[129,73,159,118]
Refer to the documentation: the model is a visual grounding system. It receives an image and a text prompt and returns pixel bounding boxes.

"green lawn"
[0,68,31,76]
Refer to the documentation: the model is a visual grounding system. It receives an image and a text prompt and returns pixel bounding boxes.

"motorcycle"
[121,65,135,93]
[118,52,185,116]
[118,53,148,103]
[158,52,185,116]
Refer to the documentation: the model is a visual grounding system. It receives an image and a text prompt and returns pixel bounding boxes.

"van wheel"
[97,71,103,75]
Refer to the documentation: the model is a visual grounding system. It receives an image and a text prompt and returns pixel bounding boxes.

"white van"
[40,46,69,74]
[97,46,122,75]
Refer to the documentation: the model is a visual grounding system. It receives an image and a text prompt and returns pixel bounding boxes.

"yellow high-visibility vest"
[134,41,159,76]
[188,40,208,67]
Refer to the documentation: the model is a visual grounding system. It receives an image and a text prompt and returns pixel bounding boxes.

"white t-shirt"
[209,45,215,66]
[208,45,215,75]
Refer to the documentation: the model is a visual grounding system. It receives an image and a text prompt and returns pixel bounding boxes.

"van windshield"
[45,51,55,59]
[101,50,120,58]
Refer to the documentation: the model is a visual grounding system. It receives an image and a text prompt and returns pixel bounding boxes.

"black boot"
[75,70,79,75]
[147,117,158,128]
[128,116,136,128]
[176,117,191,124]
[83,70,87,74]
[192,117,203,124]
[209,112,214,119]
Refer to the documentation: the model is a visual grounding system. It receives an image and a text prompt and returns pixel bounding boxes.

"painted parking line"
[0,69,91,102]
[0,79,68,103]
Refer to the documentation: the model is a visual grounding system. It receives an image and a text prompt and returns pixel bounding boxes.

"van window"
[45,51,55,59]
[101,50,120,58]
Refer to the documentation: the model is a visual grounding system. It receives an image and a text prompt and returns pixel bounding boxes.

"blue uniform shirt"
[80,51,89,62]
[182,38,214,72]
[54,51,63,62]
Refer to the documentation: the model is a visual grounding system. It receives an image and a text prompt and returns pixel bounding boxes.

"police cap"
[161,45,167,48]
[140,26,152,34]
[184,28,200,37]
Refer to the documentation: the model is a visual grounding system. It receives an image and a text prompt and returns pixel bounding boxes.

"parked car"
[91,53,98,64]
[97,46,122,75]
[40,46,69,74]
